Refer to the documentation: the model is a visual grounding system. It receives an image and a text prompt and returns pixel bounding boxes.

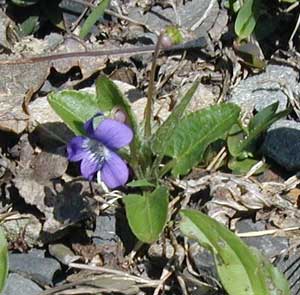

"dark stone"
[93,209,136,253]
[9,253,61,285]
[59,0,86,25]
[3,273,42,295]
[262,125,300,171]
[236,219,289,258]
[193,247,217,276]
[189,244,219,289]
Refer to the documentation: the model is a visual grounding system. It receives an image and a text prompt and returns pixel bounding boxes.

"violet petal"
[67,136,87,161]
[94,118,133,149]
[80,155,101,180]
[84,112,103,137]
[101,151,129,188]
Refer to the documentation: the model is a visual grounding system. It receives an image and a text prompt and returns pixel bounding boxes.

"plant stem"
[144,33,164,139]
[158,159,175,179]
[1,37,206,65]
[150,154,163,178]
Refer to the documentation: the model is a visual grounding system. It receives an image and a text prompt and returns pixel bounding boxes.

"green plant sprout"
[48,27,290,294]
[0,227,8,294]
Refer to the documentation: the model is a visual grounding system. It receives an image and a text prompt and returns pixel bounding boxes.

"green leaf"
[79,0,110,39]
[0,227,8,293]
[228,157,266,174]
[162,103,240,176]
[249,101,278,130]
[227,124,249,159]
[228,102,289,157]
[127,179,156,188]
[151,80,200,155]
[123,186,169,243]
[180,209,290,295]
[95,76,138,133]
[252,248,291,295]
[224,0,242,12]
[19,16,40,36]
[234,0,259,39]
[48,90,100,135]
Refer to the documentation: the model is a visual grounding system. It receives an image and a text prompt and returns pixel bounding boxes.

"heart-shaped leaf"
[48,90,99,135]
[123,186,169,243]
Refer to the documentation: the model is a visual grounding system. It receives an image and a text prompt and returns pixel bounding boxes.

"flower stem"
[144,33,164,139]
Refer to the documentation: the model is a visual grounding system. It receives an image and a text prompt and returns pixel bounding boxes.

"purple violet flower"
[67,113,133,189]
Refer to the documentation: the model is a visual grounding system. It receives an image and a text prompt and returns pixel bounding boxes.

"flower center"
[83,138,110,165]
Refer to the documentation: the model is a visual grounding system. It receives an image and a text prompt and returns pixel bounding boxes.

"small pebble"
[3,273,42,295]
[49,243,80,265]
[9,253,61,285]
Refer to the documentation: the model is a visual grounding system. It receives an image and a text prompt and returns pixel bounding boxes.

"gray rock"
[28,249,45,258]
[9,253,61,285]
[93,214,118,245]
[128,0,219,40]
[236,218,265,232]
[49,243,80,265]
[59,0,86,27]
[262,120,300,171]
[236,219,289,258]
[229,65,300,113]
[3,273,42,295]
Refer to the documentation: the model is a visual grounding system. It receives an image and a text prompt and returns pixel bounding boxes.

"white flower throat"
[83,138,110,164]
